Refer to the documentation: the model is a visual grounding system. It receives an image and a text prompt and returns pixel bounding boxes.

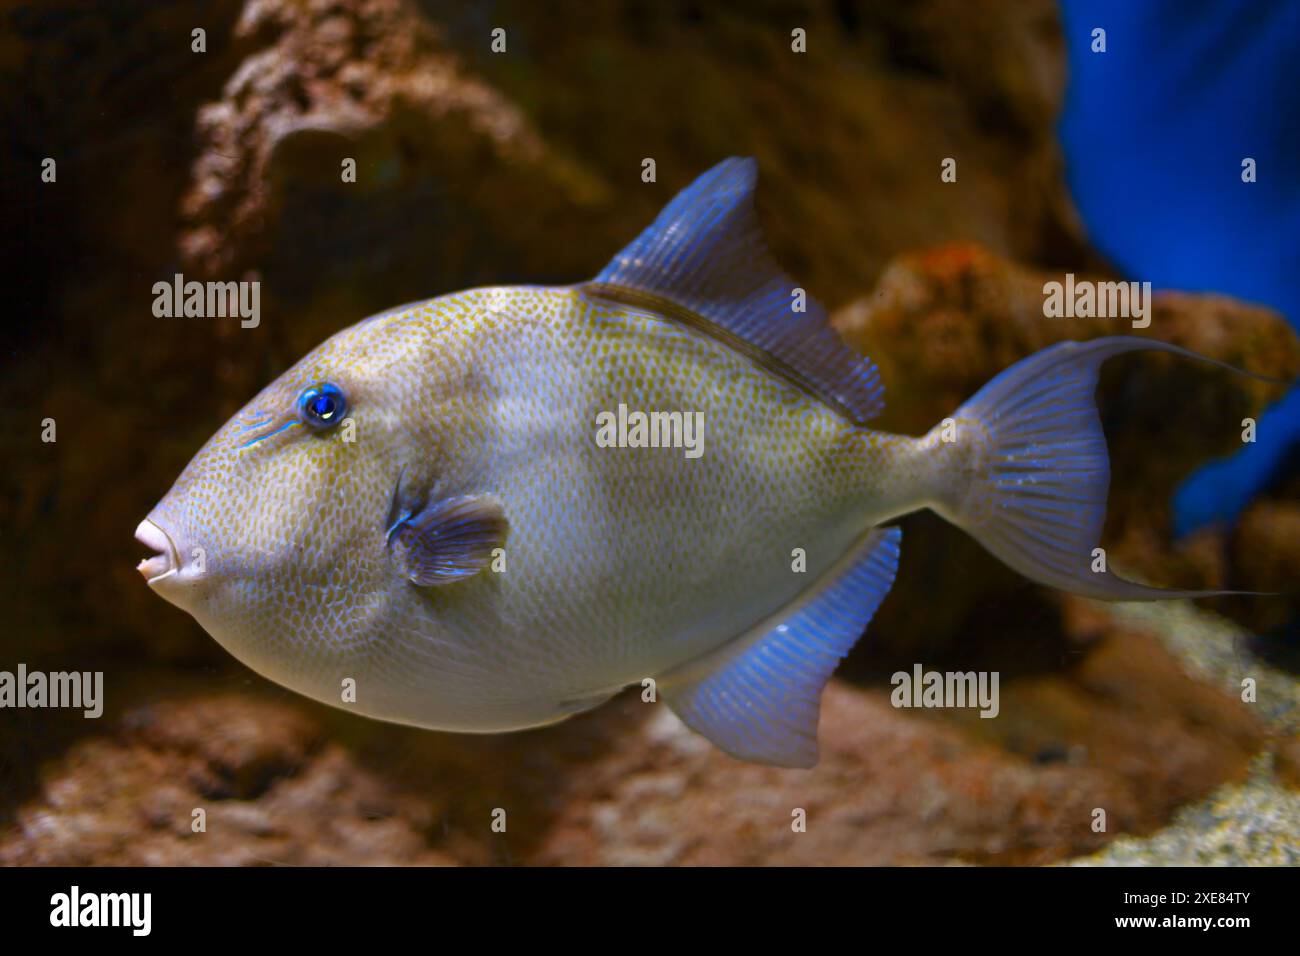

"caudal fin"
[937,336,1284,601]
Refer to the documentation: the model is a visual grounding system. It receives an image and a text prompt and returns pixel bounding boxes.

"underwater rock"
[833,244,1300,663]
[176,0,1091,297]
[534,623,1265,865]
[405,0,1097,298]
[0,692,458,866]
[836,244,1299,438]
[177,0,615,284]
[1224,499,1300,635]
[0,612,1265,866]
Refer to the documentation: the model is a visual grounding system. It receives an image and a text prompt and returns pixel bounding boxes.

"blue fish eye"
[297,383,348,430]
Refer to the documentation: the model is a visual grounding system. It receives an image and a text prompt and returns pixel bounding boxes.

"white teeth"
[135,519,178,583]
[136,555,172,581]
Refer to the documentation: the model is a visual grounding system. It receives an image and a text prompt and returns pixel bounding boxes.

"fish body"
[143,283,920,730]
[137,158,1265,766]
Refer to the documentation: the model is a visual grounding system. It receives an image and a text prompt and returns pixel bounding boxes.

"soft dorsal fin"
[584,157,884,424]
[658,526,901,768]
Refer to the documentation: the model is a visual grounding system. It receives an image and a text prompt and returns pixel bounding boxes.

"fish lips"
[135,517,181,585]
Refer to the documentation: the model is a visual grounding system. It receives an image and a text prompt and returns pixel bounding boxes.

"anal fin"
[658,526,901,768]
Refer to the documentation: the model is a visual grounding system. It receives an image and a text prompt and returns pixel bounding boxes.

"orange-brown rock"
[832,244,1300,664]
[0,618,1265,866]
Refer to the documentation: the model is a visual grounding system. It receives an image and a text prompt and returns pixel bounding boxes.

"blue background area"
[1056,0,1300,534]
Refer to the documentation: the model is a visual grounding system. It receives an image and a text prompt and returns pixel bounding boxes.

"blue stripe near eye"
[239,420,301,449]
[236,416,275,433]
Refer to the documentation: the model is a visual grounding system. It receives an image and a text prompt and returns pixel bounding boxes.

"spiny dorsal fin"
[584,157,884,424]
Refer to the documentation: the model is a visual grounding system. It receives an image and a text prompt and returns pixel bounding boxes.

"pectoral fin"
[388,494,508,586]
[658,526,902,768]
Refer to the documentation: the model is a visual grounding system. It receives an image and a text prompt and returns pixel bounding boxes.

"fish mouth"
[135,518,180,584]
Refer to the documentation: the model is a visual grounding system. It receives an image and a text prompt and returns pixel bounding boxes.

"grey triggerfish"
[135,158,1273,767]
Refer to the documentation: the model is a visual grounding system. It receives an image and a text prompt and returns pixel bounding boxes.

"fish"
[135,157,1279,768]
